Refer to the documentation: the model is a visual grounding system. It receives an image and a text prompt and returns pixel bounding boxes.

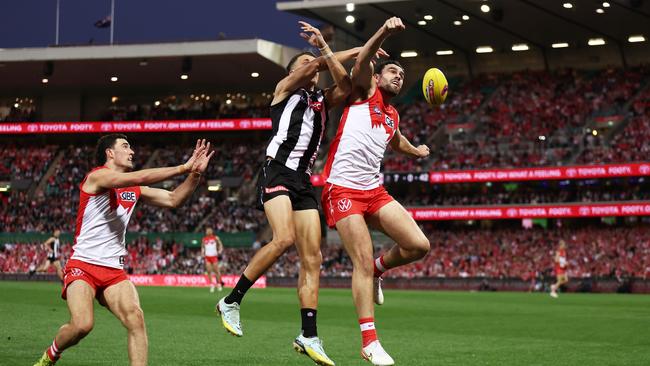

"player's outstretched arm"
[351,17,405,93]
[140,141,215,208]
[85,139,210,192]
[296,21,352,106]
[390,128,430,159]
[274,21,352,104]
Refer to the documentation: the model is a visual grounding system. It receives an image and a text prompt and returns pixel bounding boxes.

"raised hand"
[376,48,390,59]
[299,21,326,49]
[383,17,405,35]
[190,141,215,174]
[182,139,209,173]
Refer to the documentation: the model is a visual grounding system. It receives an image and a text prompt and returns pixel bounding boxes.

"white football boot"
[293,333,335,366]
[361,340,394,366]
[216,297,243,336]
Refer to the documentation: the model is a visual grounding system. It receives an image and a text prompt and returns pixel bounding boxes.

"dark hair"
[95,134,128,165]
[374,59,405,75]
[286,51,317,73]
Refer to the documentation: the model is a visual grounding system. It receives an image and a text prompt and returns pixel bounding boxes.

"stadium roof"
[0,39,299,92]
[277,0,649,59]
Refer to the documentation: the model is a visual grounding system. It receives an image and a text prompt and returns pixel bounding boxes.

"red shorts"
[205,256,218,264]
[555,268,567,276]
[321,183,395,228]
[61,259,128,300]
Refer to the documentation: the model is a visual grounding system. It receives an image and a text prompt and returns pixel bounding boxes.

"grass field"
[1,281,649,366]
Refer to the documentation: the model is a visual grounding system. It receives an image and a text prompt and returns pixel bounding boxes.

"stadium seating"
[3,226,648,279]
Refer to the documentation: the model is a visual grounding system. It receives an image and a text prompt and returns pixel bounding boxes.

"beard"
[380,81,400,96]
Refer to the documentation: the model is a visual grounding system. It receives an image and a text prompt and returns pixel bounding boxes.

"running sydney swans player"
[33,135,214,366]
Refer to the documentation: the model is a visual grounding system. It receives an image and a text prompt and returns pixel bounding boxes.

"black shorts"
[256,159,318,211]
[48,255,59,263]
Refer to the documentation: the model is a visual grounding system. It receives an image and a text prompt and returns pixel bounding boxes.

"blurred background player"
[202,227,224,292]
[33,229,64,281]
[33,135,214,366]
[550,240,569,298]
[216,20,357,366]
[321,17,430,366]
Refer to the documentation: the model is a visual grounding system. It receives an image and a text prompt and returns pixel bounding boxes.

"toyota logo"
[566,168,577,177]
[506,208,518,217]
[101,123,113,131]
[579,207,590,216]
[27,124,39,132]
[337,198,352,212]
[640,165,650,175]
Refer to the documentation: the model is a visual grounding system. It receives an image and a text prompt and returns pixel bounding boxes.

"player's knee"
[123,306,145,330]
[272,234,296,251]
[412,237,430,259]
[71,319,94,337]
[302,250,323,271]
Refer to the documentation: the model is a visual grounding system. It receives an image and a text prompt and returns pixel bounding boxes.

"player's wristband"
[319,45,333,58]
[178,164,189,174]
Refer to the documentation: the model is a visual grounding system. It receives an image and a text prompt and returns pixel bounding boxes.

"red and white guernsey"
[323,88,399,190]
[203,235,218,257]
[70,167,141,269]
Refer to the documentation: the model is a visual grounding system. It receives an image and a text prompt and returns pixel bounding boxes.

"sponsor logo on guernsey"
[120,191,137,202]
[265,185,289,194]
[373,106,382,116]
[309,100,323,112]
[385,115,394,129]
[70,268,85,277]
[337,198,352,212]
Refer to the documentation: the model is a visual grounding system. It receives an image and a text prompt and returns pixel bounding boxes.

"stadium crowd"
[426,67,648,170]
[578,86,650,164]
[3,226,648,280]
[1,142,265,233]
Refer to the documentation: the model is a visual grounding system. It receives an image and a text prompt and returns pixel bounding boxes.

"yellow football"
[422,68,448,105]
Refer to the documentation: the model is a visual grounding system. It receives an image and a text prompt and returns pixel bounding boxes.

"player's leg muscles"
[37,259,50,272]
[336,214,374,319]
[55,280,96,350]
[367,201,430,268]
[243,195,296,281]
[53,261,63,280]
[206,262,214,281]
[294,209,322,309]
[101,280,147,366]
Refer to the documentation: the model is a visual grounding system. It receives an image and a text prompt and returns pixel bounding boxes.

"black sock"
[224,274,253,305]
[301,308,318,338]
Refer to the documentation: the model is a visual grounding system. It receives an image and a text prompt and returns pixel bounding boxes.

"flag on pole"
[94,15,111,28]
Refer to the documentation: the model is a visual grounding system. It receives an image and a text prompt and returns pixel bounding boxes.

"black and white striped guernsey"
[51,237,60,258]
[266,88,327,175]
